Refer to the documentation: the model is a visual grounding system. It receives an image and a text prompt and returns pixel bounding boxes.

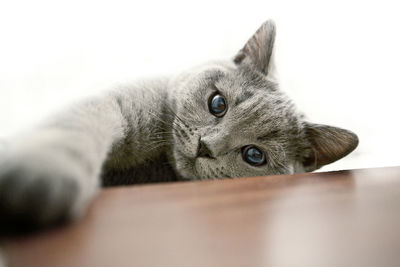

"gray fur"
[0,20,358,228]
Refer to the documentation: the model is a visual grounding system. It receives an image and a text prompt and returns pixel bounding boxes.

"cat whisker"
[146,110,182,134]
[163,104,187,126]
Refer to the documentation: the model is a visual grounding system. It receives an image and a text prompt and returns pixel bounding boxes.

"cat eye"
[208,93,227,117]
[242,145,266,166]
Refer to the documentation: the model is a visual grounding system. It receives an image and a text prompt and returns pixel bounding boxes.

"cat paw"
[0,153,95,231]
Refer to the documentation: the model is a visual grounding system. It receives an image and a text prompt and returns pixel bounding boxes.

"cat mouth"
[173,148,199,180]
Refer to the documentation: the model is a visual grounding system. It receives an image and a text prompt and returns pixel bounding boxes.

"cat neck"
[104,78,175,171]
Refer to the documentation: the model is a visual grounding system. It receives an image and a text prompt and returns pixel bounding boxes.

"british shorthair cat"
[0,20,358,229]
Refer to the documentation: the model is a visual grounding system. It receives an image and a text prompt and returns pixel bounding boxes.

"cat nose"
[197,139,214,158]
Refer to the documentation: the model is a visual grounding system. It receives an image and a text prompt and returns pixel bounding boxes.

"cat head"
[169,20,358,180]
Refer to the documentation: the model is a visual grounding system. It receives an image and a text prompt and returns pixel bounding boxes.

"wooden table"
[1,167,400,267]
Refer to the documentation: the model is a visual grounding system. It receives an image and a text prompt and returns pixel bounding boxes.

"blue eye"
[242,146,266,166]
[209,93,227,117]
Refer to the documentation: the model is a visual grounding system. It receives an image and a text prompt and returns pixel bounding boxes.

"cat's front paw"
[0,152,96,231]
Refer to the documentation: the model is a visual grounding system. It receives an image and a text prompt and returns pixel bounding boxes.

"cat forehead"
[183,62,303,130]
[200,66,285,108]
[196,67,301,130]
[194,63,277,96]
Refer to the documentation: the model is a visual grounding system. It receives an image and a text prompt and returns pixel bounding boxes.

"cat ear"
[302,123,359,171]
[234,20,276,75]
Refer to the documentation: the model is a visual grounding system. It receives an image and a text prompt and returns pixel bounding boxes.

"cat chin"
[174,152,223,180]
[176,164,198,181]
[194,158,222,180]
[172,149,199,180]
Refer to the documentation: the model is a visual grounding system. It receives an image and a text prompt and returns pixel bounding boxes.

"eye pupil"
[243,146,266,166]
[209,94,227,117]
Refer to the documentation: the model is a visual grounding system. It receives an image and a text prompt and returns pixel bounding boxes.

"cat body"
[0,21,358,228]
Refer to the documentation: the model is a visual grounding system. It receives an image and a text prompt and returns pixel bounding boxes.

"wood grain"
[2,167,400,267]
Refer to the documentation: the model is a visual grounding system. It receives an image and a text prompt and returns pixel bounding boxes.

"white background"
[0,0,399,172]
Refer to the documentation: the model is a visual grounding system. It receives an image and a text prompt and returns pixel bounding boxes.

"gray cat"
[0,20,358,228]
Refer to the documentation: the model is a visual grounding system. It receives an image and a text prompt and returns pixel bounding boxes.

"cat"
[0,20,358,229]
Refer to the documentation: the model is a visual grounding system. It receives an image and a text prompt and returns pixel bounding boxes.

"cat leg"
[0,96,126,229]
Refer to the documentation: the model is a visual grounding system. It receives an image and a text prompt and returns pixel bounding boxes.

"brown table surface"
[1,166,400,267]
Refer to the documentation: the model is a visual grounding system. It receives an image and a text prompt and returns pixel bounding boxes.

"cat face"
[169,20,358,180]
